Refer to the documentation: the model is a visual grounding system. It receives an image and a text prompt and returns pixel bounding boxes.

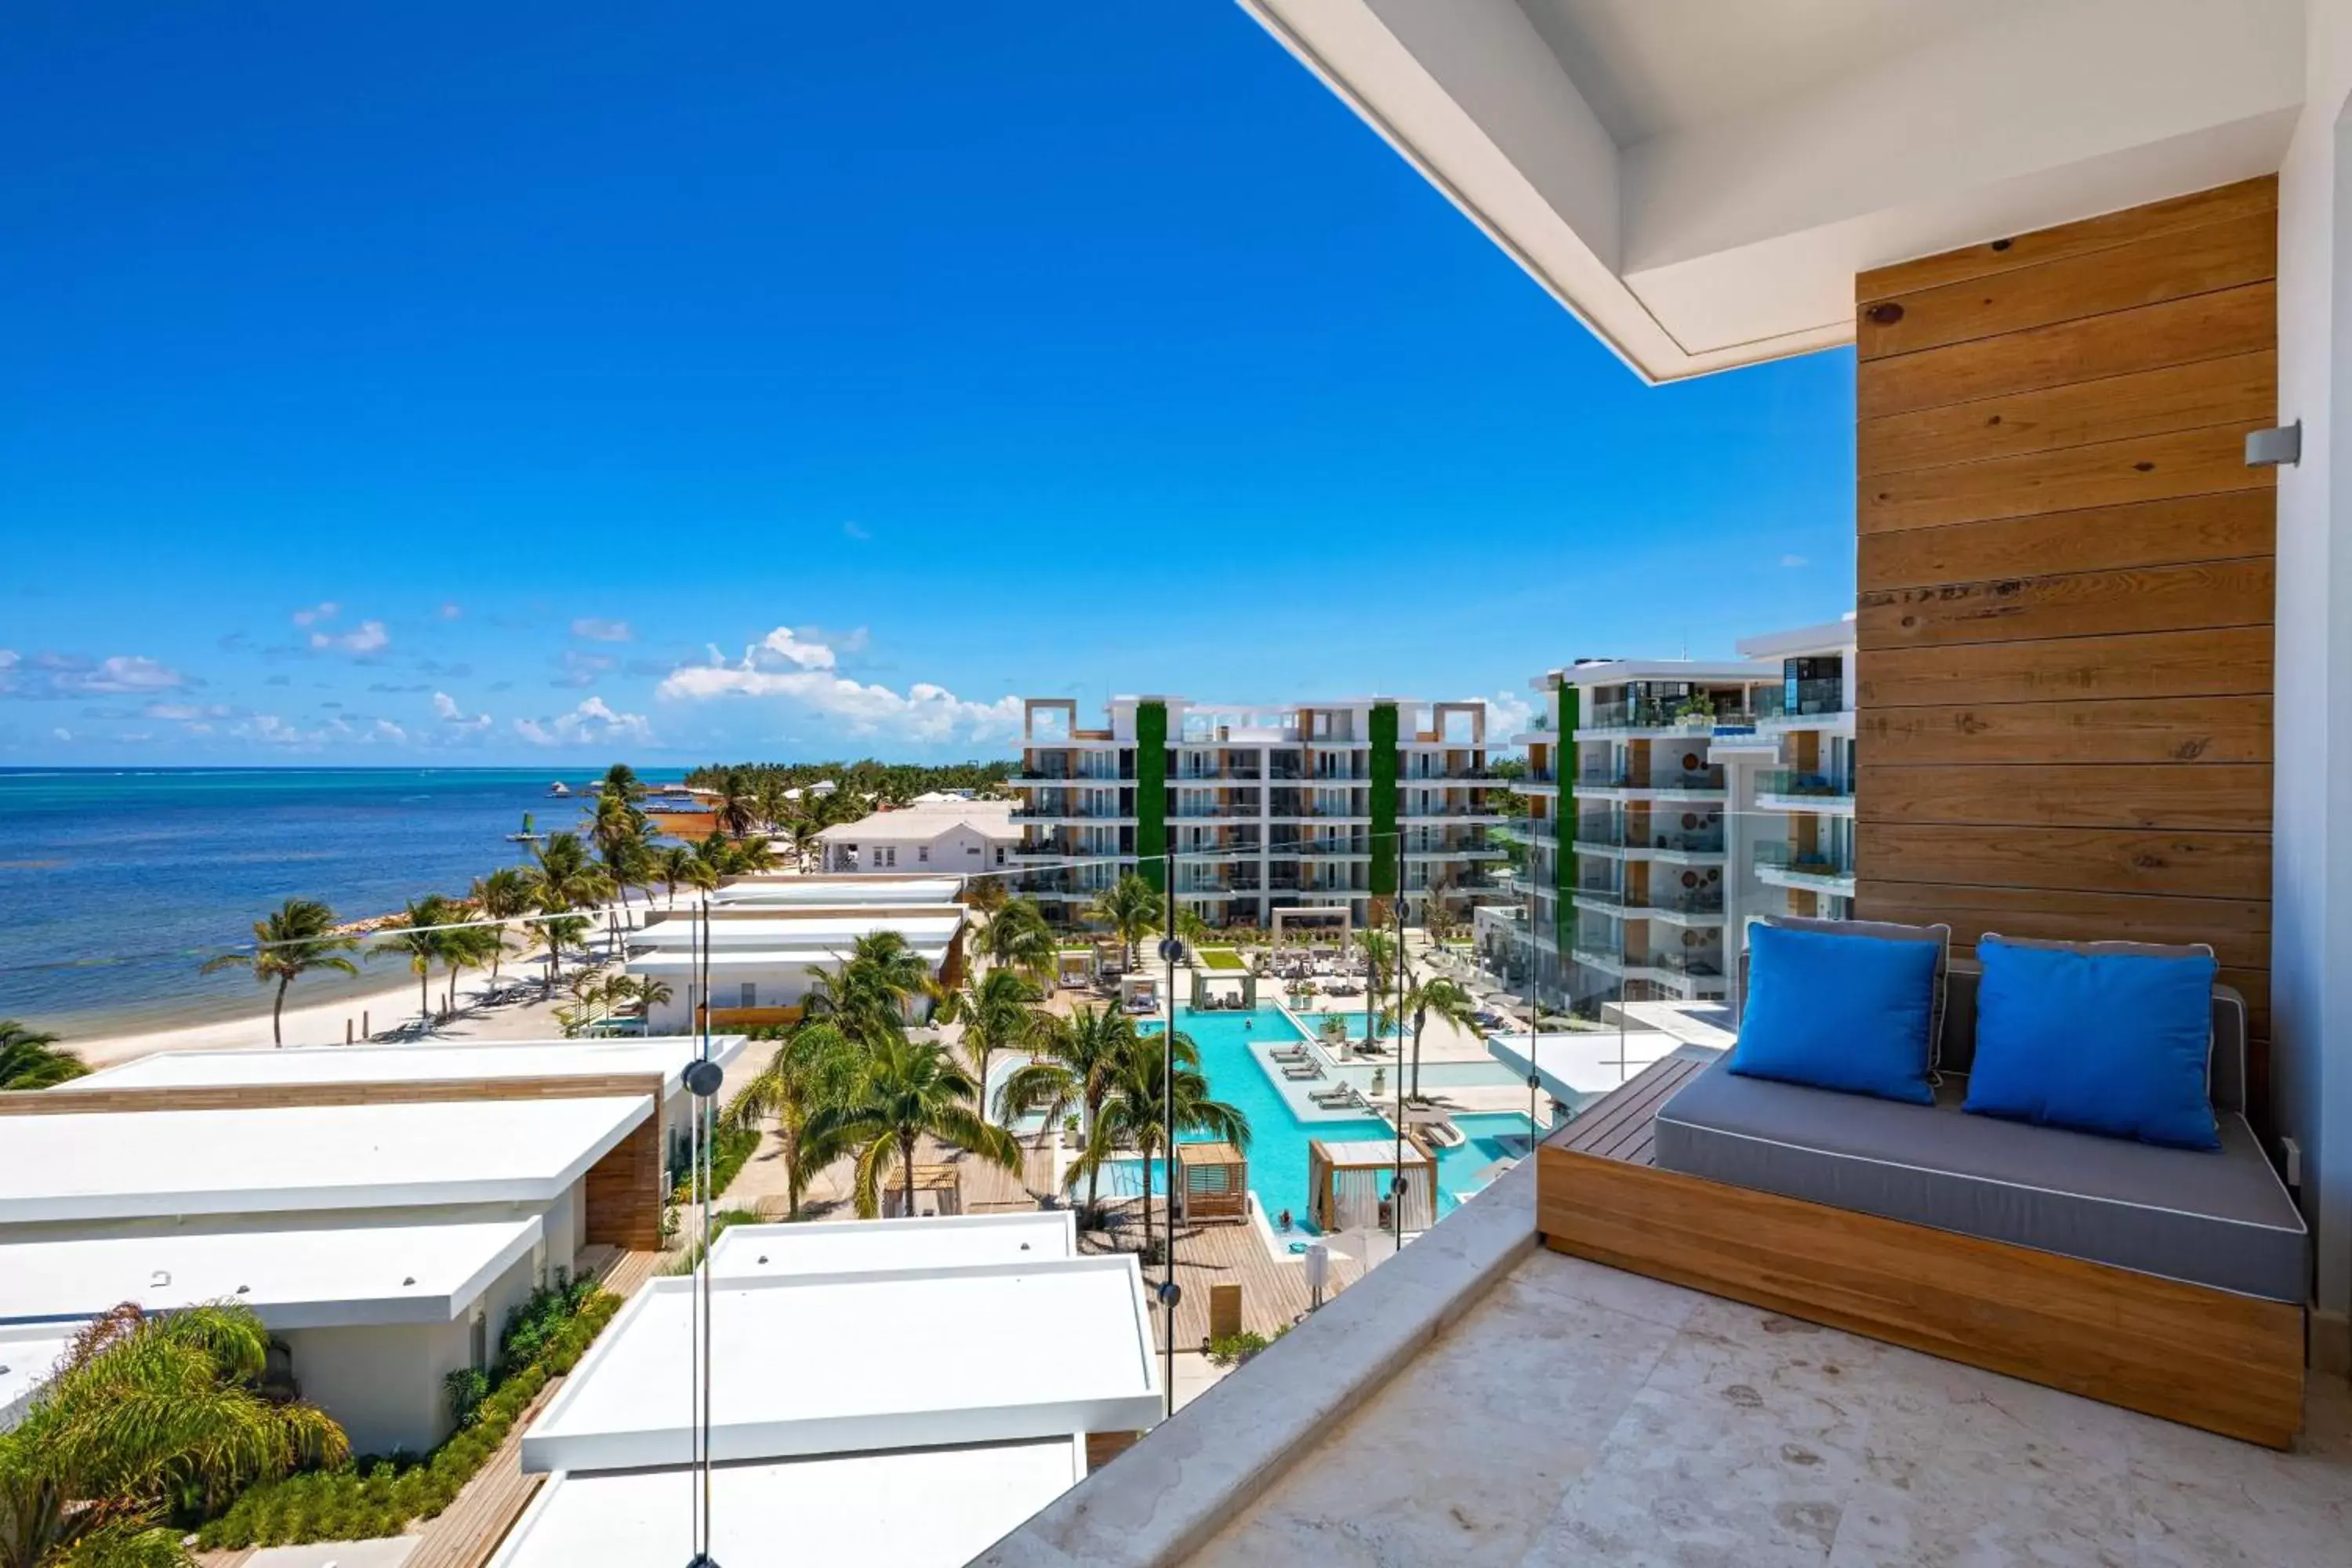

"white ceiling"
[1516,0,2041,146]
[1241,0,2303,379]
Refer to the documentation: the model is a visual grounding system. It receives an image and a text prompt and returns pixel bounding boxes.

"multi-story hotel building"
[1486,617,1857,1016]
[1010,695,1505,932]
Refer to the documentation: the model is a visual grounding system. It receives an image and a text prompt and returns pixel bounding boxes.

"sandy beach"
[65,905,646,1069]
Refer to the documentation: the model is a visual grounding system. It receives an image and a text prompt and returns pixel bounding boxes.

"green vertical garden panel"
[1369,701,1399,899]
[1134,700,1168,892]
[1555,684,1577,955]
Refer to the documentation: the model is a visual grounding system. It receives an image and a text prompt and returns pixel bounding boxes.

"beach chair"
[1282,1062,1324,1081]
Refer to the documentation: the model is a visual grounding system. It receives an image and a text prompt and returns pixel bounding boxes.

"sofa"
[1653,967,2307,1305]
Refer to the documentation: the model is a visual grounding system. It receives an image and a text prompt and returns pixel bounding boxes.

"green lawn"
[1197,947,1246,971]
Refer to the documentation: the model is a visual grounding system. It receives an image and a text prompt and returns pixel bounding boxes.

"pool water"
[1088,1006,1529,1233]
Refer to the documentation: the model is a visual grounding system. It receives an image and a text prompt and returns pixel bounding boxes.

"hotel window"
[995,846,1006,865]
[740,982,757,1008]
[918,845,930,863]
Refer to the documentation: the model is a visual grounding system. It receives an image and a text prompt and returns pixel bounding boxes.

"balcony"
[1755,677,1849,724]
[1757,769,1857,813]
[1167,803,1260,820]
[1009,806,1130,822]
[1755,838,1857,895]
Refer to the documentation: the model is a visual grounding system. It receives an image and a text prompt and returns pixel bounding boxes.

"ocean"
[0,767,684,1040]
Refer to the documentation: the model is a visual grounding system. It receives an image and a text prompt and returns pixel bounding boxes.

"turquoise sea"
[0,768,682,1040]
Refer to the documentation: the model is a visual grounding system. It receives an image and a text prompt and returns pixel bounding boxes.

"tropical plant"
[0,1302,346,1568]
[939,967,1040,1122]
[1399,974,1479,1099]
[367,895,459,1026]
[0,1022,86,1092]
[522,833,615,995]
[198,898,359,1046]
[655,845,699,906]
[1069,1028,1248,1269]
[468,867,534,986]
[729,1021,862,1219]
[996,1005,1142,1215]
[598,762,645,802]
[802,930,934,1044]
[1086,873,1162,971]
[802,1034,1022,1220]
[960,875,1010,916]
[1172,906,1213,954]
[976,897,1054,981]
[710,768,759,839]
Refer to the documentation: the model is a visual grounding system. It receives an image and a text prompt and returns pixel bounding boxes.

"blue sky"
[0,2,1855,766]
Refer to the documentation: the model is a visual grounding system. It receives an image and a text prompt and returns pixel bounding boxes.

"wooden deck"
[1546,1049,1710,1167]
[1081,1198,1365,1348]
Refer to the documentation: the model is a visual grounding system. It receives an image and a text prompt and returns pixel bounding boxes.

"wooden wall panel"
[583,1115,663,1252]
[0,1074,663,1117]
[1853,179,2278,1114]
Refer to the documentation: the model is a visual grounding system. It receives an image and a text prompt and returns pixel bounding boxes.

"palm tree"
[1360,927,1399,1047]
[1173,906,1213,956]
[1070,1029,1248,1267]
[803,1034,1022,1220]
[368,895,457,1025]
[710,768,759,838]
[469,866,533,986]
[804,930,934,1044]
[0,1301,345,1568]
[730,1021,861,1219]
[0,1022,86,1091]
[1399,973,1478,1100]
[198,898,359,1047]
[996,1005,1138,1215]
[977,898,1054,982]
[940,967,1040,1122]
[524,833,615,995]
[440,917,503,1017]
[655,845,699,906]
[599,762,645,802]
[1086,873,1162,971]
[960,875,1010,916]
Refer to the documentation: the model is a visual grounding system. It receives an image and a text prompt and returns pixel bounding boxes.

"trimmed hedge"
[194,1287,623,1550]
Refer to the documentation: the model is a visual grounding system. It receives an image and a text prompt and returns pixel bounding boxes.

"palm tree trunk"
[1411,1018,1423,1100]
[273,975,289,1047]
[901,1130,918,1219]
[419,968,430,1023]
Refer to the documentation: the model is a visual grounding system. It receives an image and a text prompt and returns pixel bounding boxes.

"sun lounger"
[1283,1062,1325,1080]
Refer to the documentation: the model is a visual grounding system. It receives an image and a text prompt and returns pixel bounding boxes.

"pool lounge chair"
[1311,1087,1363,1109]
[1283,1062,1325,1080]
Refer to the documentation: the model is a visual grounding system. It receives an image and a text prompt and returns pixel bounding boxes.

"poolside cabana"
[881,1164,963,1218]
[1172,1142,1248,1225]
[1307,1137,1436,1235]
[1120,975,1161,1016]
[1054,947,1096,992]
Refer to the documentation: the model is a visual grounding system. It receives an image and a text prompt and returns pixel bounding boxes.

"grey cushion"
[1654,1055,2306,1302]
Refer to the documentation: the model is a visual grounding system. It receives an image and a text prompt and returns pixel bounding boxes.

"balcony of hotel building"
[982,9,2345,1565]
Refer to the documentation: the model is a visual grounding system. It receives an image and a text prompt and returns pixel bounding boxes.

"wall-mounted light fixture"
[2247,421,2302,467]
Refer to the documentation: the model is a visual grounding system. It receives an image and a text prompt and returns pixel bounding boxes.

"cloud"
[553,649,614,688]
[842,521,870,541]
[290,601,340,628]
[310,620,390,655]
[368,681,430,694]
[433,691,492,731]
[368,719,408,744]
[5,653,192,699]
[571,617,632,643]
[233,713,305,746]
[52,727,71,742]
[415,659,472,678]
[1480,688,1537,742]
[265,673,292,686]
[437,602,463,620]
[144,701,234,722]
[488,680,514,693]
[1779,554,1808,568]
[512,695,652,748]
[659,625,1020,743]
[216,631,251,652]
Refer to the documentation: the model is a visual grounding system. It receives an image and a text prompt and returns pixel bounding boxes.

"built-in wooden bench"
[1539,1050,2306,1449]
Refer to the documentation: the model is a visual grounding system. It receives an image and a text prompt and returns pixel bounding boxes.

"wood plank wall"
[0,1073,666,1117]
[583,1115,664,1251]
[1853,176,2278,1109]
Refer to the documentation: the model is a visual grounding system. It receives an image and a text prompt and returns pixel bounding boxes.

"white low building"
[0,1095,661,1452]
[56,1034,746,1166]
[815,797,1020,877]
[708,874,967,908]
[629,909,967,1030]
[0,1218,547,1455]
[492,1214,1158,1568]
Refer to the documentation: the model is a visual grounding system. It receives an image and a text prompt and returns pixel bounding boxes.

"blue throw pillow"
[1730,922,1938,1104]
[1964,937,2219,1149]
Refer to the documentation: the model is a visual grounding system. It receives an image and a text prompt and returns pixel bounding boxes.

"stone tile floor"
[1197,1247,2352,1566]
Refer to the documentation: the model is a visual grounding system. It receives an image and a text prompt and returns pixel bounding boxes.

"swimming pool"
[1090,1005,1528,1233]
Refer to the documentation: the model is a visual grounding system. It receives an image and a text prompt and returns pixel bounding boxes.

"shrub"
[442,1367,488,1431]
[670,1119,760,1206]
[1204,1324,1289,1368]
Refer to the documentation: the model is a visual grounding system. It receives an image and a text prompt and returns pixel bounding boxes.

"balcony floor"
[1196,1245,2351,1567]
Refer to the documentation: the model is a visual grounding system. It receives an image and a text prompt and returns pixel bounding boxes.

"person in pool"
[1277,1207,1294,1232]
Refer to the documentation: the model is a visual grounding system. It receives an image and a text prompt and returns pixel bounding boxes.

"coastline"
[53,902,648,1069]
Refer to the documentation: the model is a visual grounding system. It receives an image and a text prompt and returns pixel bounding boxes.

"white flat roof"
[488,1438,1084,1568]
[0,1096,651,1225]
[712,876,964,905]
[706,1212,1076,1279]
[0,1320,82,1430]
[0,1217,543,1330]
[1736,617,1858,660]
[67,1036,744,1094]
[631,943,954,972]
[1486,1031,1690,1105]
[633,913,964,948]
[1542,659,1769,689]
[521,1258,1160,1473]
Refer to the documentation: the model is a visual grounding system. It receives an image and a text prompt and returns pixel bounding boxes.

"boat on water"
[547,782,572,797]
[506,811,548,844]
